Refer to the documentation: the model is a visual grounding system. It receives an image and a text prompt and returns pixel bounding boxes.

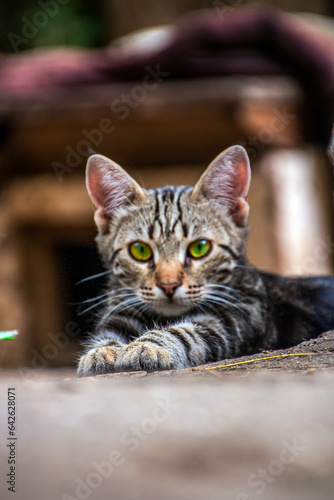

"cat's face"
[86,146,251,317]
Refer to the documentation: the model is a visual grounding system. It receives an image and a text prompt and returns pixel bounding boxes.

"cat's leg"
[114,315,234,372]
[77,330,127,376]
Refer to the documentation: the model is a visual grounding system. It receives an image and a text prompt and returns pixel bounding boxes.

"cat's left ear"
[191,145,251,226]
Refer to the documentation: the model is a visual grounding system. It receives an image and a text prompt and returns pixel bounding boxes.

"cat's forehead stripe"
[151,185,191,239]
[153,189,163,235]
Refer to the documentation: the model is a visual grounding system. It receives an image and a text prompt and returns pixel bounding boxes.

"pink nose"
[158,281,180,298]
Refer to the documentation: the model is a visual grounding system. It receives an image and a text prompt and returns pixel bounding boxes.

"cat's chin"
[150,302,193,317]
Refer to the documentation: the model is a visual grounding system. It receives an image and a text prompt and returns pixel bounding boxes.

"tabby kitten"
[77,146,334,375]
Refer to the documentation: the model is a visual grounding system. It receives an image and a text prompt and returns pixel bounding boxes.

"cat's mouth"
[151,302,193,317]
[148,297,199,317]
[139,285,204,317]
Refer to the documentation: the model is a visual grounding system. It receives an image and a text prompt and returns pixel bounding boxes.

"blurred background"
[0,0,334,369]
[1,0,334,51]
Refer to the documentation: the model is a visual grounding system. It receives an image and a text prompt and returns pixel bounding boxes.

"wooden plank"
[1,77,302,173]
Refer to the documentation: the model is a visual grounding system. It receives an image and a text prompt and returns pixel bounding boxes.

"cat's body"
[77,146,334,375]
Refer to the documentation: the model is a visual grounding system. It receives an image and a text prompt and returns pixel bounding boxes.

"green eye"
[129,241,153,261]
[188,239,211,259]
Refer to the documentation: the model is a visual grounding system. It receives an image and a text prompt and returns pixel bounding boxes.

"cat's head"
[86,146,251,317]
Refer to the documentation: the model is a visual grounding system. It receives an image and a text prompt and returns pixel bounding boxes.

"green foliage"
[0,0,109,53]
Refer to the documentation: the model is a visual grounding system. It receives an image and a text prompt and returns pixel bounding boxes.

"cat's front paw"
[114,341,173,372]
[77,345,118,376]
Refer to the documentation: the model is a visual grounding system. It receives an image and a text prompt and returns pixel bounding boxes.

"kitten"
[77,146,334,375]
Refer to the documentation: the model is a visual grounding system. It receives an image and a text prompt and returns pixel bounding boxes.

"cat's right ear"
[191,145,251,227]
[86,154,147,232]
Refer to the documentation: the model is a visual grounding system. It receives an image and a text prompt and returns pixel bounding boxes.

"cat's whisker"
[103,294,139,309]
[76,288,134,307]
[203,299,242,318]
[206,285,247,303]
[131,301,150,319]
[204,293,247,314]
[133,301,148,313]
[205,289,244,306]
[197,298,217,313]
[79,297,113,315]
[102,286,134,295]
[207,282,246,293]
[76,270,112,285]
[206,293,241,310]
[97,299,142,324]
[106,296,144,317]
[77,285,131,300]
[197,303,212,315]
[207,283,250,298]
[203,296,237,313]
[79,290,137,315]
[205,291,240,306]
[74,292,111,305]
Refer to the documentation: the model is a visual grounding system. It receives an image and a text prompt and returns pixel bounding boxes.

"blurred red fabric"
[1,5,333,142]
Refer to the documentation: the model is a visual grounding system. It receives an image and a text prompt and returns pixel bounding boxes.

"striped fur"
[77,147,334,375]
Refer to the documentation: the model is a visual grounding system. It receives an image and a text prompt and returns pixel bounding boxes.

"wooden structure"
[0,76,333,368]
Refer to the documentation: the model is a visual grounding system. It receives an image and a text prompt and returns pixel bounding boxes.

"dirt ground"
[1,331,334,500]
[184,329,334,375]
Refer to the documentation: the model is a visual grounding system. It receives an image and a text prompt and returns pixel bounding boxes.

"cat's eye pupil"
[129,241,153,262]
[188,239,211,259]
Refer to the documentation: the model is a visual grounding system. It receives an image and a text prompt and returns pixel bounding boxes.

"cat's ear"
[191,145,251,226]
[86,154,147,232]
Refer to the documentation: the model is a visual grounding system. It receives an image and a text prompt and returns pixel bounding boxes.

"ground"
[1,331,334,500]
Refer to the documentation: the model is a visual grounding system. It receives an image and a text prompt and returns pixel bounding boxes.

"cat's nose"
[158,281,180,298]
